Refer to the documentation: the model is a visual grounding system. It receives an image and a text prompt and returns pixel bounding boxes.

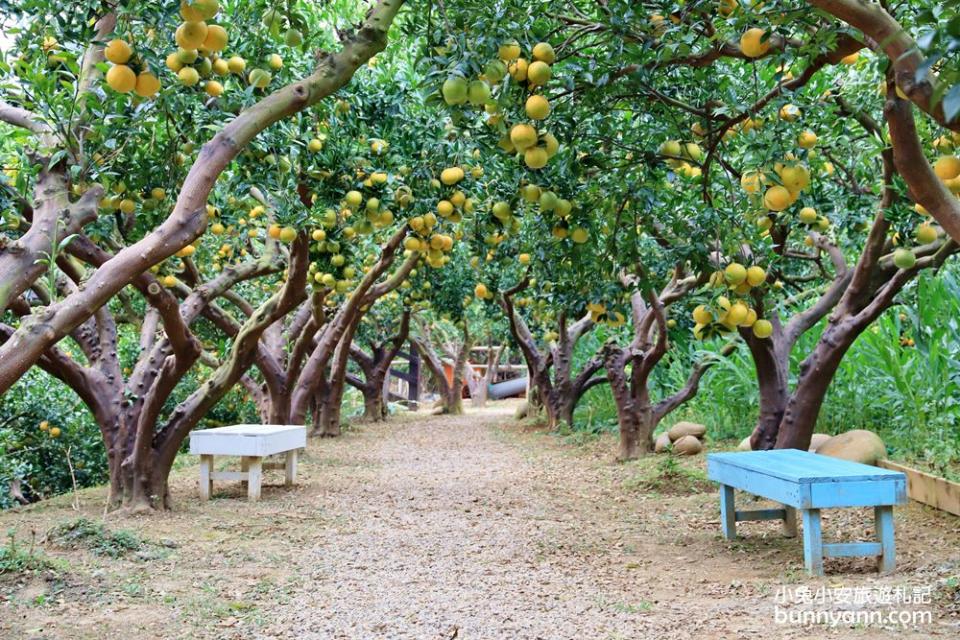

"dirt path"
[2,404,959,639]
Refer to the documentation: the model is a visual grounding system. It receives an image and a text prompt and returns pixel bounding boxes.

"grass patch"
[46,517,145,558]
[624,454,712,495]
[0,530,65,577]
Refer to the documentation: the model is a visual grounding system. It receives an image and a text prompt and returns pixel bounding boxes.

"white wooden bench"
[189,425,306,502]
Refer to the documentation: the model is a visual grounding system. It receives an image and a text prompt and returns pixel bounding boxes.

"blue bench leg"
[720,484,736,540]
[783,506,798,538]
[875,506,895,574]
[802,509,824,576]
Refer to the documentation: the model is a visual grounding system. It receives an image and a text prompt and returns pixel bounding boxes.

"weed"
[47,517,144,558]
[0,529,63,577]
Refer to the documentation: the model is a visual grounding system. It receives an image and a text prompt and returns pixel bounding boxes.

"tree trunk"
[744,333,790,451]
[775,321,859,450]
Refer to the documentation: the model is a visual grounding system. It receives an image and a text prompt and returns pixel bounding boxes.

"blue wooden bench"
[707,449,907,576]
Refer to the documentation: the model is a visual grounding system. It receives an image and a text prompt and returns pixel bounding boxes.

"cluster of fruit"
[518,183,588,243]
[38,420,62,438]
[443,41,560,170]
[103,38,161,98]
[693,263,773,339]
[658,140,704,179]
[160,1,251,96]
[586,301,626,328]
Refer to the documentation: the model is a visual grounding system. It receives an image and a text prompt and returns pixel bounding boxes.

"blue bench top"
[708,449,904,483]
[707,449,907,509]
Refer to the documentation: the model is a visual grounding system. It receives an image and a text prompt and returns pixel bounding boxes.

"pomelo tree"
[0,0,407,399]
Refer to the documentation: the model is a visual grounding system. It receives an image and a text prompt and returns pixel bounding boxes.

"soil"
[2,401,959,639]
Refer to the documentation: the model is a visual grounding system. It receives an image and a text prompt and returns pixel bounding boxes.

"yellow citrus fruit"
[524,146,549,169]
[279,226,297,243]
[752,319,773,338]
[780,165,810,191]
[474,283,489,298]
[204,80,223,97]
[532,42,556,64]
[50,427,61,438]
[248,68,272,88]
[740,28,770,58]
[227,56,246,73]
[166,52,184,72]
[840,51,860,65]
[916,223,938,244]
[798,130,818,149]
[741,171,761,194]
[571,228,588,243]
[212,57,229,75]
[175,21,209,50]
[440,167,465,185]
[498,41,521,61]
[178,66,200,86]
[525,94,550,120]
[268,53,283,70]
[104,39,132,64]
[799,207,818,224]
[106,64,137,93]
[510,123,538,151]
[933,156,960,181]
[203,25,228,52]
[526,61,551,86]
[542,132,559,157]
[746,265,766,286]
[134,72,161,98]
[779,104,801,121]
[763,185,792,211]
[693,305,713,325]
[518,253,530,264]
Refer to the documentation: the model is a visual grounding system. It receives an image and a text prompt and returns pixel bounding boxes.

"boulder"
[808,433,831,452]
[816,429,886,465]
[654,432,672,453]
[673,435,703,456]
[737,436,752,451]
[668,421,707,442]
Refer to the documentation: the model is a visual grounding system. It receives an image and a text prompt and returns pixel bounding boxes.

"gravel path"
[261,405,657,639]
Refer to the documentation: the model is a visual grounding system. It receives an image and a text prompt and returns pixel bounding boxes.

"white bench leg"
[247,456,262,502]
[240,456,250,487]
[802,509,824,576]
[199,455,213,500]
[285,449,298,486]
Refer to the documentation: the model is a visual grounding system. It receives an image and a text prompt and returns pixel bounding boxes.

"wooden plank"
[877,459,960,516]
[707,458,808,507]
[823,542,883,558]
[735,508,786,522]
[210,471,249,481]
[709,450,906,484]
[809,478,906,508]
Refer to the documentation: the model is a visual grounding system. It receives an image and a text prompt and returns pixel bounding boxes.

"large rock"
[816,430,886,465]
[668,421,706,442]
[674,435,703,456]
[737,436,752,451]
[654,432,672,453]
[809,433,831,452]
